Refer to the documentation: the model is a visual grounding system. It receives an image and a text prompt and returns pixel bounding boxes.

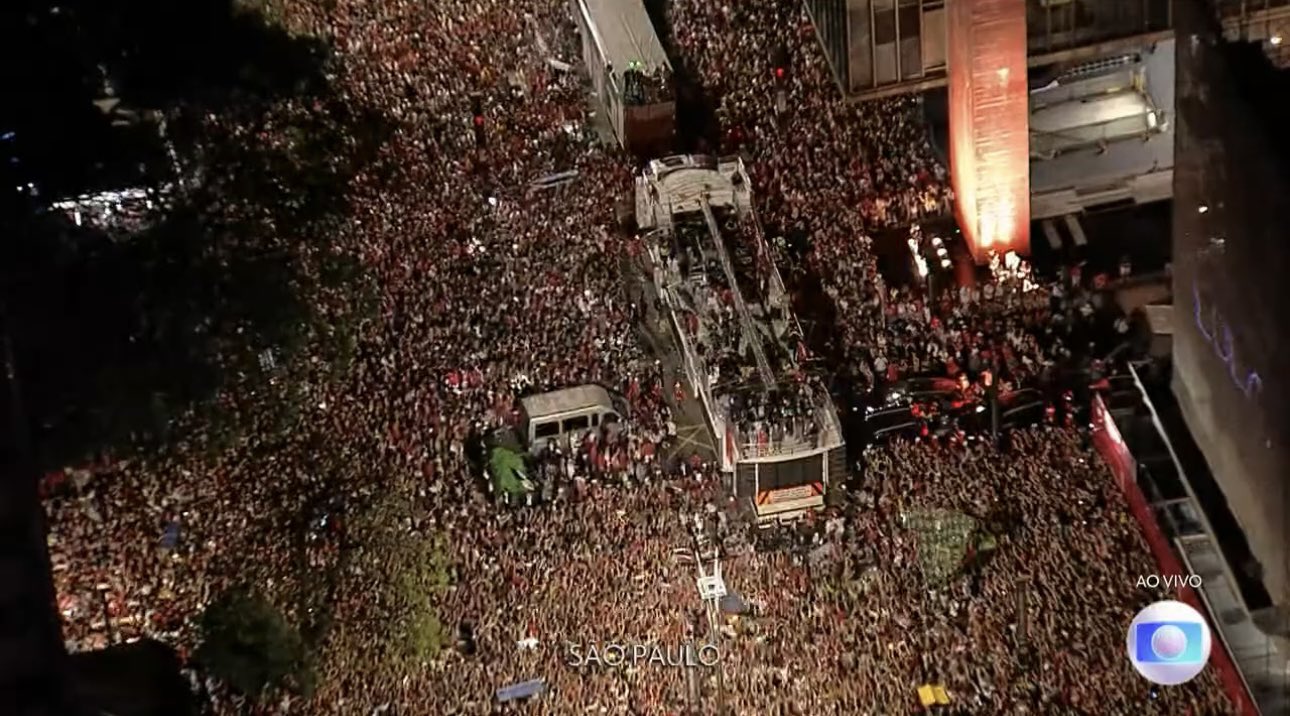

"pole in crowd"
[691,519,728,715]
[470,93,486,148]
[983,369,1000,445]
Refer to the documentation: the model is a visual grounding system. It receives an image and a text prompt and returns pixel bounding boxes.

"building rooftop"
[577,0,670,75]
[520,385,615,421]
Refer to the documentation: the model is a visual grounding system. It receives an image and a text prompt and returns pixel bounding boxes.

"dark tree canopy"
[1,0,387,470]
[197,589,315,699]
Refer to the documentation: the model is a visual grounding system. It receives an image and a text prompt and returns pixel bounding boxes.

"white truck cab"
[519,385,627,454]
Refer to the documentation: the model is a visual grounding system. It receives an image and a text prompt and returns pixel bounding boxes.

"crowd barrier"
[1090,394,1259,715]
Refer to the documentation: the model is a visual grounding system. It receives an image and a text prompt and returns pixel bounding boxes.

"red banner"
[1089,395,1258,715]
[1090,394,1136,494]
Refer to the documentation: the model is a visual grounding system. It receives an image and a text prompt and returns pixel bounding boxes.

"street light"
[691,531,728,713]
[95,583,115,645]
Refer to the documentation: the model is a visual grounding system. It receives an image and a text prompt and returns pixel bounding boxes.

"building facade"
[947,0,1031,260]
[806,0,1172,100]
[1173,0,1290,609]
[0,326,85,715]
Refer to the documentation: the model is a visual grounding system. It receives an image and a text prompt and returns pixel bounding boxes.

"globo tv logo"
[1127,600,1212,685]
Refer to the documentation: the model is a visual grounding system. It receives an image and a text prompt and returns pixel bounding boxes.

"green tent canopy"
[488,447,533,496]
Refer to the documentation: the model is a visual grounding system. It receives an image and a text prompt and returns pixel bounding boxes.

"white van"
[520,385,627,454]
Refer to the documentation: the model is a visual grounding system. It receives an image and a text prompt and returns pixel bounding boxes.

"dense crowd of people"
[36,0,1241,714]
[698,427,1235,714]
[727,385,822,454]
[670,0,1123,419]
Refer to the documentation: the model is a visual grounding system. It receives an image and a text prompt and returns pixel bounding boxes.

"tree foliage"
[197,588,315,699]
[348,490,454,665]
[1,0,389,470]
[902,508,979,588]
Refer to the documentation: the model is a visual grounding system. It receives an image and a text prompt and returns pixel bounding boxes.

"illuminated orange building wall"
[947,0,1030,263]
